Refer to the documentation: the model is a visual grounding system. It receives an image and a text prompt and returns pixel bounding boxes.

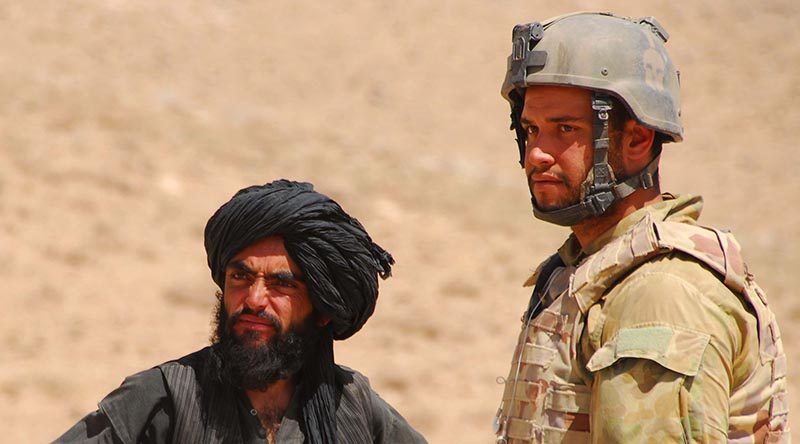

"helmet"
[502,12,683,226]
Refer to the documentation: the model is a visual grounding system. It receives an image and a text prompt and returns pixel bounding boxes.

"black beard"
[210,294,319,391]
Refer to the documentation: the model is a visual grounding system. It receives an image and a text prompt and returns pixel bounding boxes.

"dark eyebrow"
[547,115,585,123]
[520,115,587,126]
[270,270,302,282]
[228,260,255,274]
[226,261,303,282]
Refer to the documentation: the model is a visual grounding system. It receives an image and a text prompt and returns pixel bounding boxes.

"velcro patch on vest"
[544,411,591,433]
[546,388,591,414]
[520,343,557,367]
[765,430,790,443]
[770,391,790,417]
[772,354,788,380]
[506,417,540,440]
[756,317,783,363]
[754,283,770,306]
[585,324,710,376]
[505,379,549,404]
[742,283,779,364]
[769,319,782,342]
[532,310,569,337]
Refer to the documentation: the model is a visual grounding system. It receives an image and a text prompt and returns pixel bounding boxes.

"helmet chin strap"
[531,92,660,227]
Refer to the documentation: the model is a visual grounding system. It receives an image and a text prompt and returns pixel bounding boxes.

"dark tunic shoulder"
[54,367,173,444]
[334,366,427,444]
[54,348,426,444]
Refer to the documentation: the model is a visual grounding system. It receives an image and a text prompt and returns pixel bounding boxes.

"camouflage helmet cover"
[502,12,683,142]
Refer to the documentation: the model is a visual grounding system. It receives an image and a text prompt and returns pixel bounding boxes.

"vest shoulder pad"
[653,220,747,292]
[572,214,749,312]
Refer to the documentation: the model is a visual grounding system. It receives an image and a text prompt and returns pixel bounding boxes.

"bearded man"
[56,179,427,444]
[492,12,790,443]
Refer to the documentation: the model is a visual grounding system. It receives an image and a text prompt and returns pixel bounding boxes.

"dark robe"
[55,347,427,444]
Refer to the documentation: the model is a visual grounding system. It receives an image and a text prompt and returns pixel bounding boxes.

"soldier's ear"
[622,120,656,163]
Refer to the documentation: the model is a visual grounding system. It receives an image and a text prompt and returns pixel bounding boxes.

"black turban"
[204,179,394,340]
[204,179,395,443]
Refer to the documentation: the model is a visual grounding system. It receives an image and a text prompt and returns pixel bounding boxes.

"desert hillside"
[1,1,798,442]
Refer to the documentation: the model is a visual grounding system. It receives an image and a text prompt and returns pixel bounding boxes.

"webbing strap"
[590,94,615,190]
[613,154,661,199]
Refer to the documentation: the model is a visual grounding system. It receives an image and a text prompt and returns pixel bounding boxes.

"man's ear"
[622,120,656,167]
[316,313,332,327]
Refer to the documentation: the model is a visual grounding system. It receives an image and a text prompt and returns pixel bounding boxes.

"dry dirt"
[1,1,798,442]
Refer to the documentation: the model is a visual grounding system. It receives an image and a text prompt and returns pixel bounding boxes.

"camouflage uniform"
[495,194,790,443]
[495,12,790,443]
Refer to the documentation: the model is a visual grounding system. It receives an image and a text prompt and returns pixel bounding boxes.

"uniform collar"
[556,193,704,267]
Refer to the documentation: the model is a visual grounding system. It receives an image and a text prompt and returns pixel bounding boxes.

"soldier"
[493,12,790,443]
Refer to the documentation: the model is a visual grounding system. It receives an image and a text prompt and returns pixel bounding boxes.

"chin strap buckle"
[640,170,655,189]
[591,97,612,120]
[587,190,616,216]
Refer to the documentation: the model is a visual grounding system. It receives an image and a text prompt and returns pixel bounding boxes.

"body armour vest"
[494,213,789,443]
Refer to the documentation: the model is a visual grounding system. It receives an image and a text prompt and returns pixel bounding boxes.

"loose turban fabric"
[204,179,394,340]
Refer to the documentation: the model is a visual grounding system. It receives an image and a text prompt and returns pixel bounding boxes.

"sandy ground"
[1,1,798,442]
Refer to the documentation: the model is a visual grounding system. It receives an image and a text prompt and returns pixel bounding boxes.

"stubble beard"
[528,142,625,212]
[211,295,320,391]
[528,168,583,211]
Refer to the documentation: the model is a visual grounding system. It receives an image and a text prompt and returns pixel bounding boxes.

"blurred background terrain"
[1,1,798,442]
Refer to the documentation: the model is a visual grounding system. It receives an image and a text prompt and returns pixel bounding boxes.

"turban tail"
[204,179,394,340]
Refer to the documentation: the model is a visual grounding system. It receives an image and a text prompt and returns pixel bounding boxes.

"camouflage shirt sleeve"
[579,255,758,443]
